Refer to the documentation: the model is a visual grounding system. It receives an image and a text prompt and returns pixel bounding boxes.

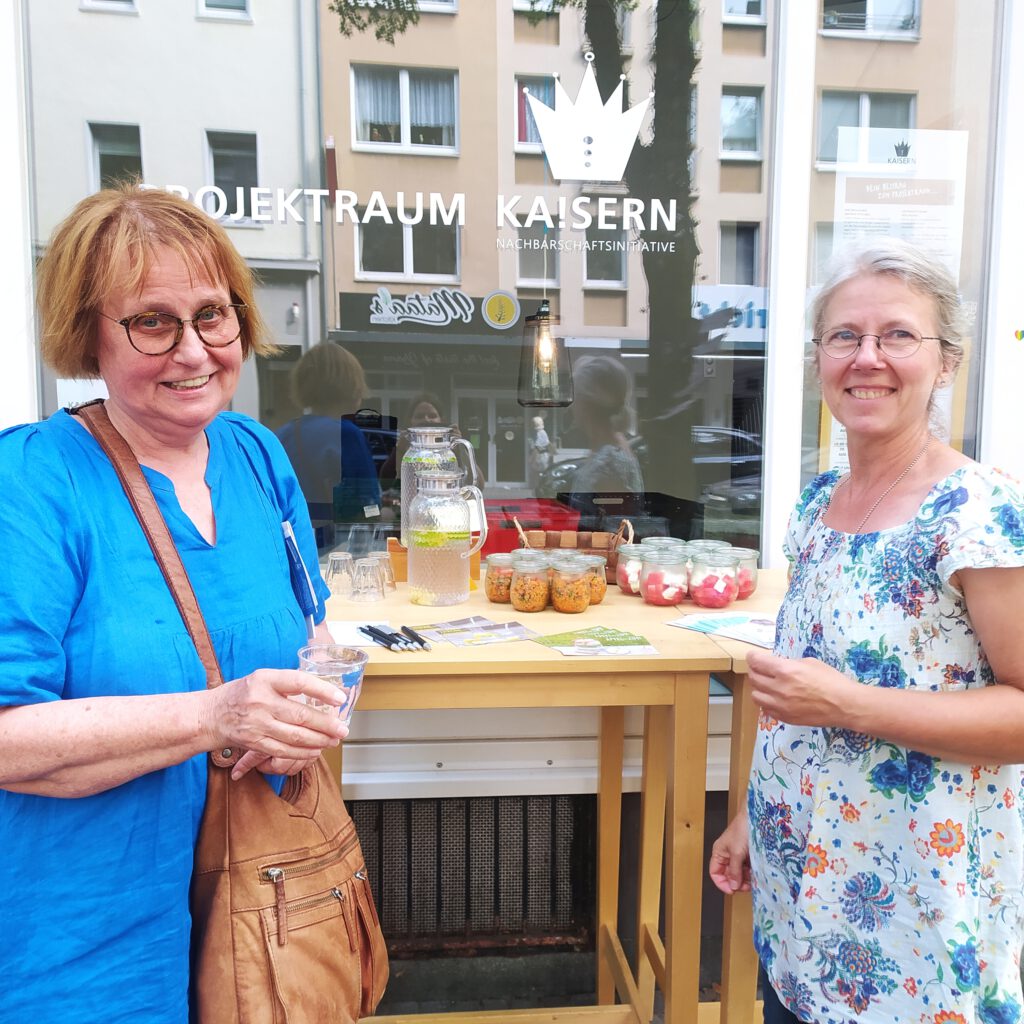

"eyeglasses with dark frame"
[100,303,248,356]
[812,327,944,360]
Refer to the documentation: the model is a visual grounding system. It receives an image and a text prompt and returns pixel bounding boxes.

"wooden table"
[704,568,788,1024]
[323,584,731,1024]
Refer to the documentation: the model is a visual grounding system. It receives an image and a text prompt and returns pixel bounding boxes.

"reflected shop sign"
[339,288,521,335]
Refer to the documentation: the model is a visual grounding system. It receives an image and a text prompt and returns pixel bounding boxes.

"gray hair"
[812,237,967,376]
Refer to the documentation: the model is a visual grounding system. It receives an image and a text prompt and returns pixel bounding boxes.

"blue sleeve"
[0,424,82,706]
[221,414,331,622]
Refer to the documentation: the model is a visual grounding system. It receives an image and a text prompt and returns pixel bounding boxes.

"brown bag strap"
[73,401,225,691]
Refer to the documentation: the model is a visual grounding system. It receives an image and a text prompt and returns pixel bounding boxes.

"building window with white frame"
[723,0,765,22]
[80,0,137,13]
[356,209,460,282]
[584,226,626,289]
[206,130,258,220]
[512,0,555,12]
[818,90,914,163]
[720,222,759,285]
[200,0,249,16]
[720,87,762,159]
[515,76,555,150]
[352,65,458,151]
[89,123,142,190]
[821,0,918,34]
[517,223,559,287]
[417,0,457,11]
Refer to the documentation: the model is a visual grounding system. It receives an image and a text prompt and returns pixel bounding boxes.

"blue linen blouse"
[0,409,329,1024]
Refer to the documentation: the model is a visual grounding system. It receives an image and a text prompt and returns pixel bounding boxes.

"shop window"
[200,0,249,15]
[720,222,759,285]
[89,123,142,190]
[584,227,626,289]
[723,0,765,22]
[515,75,555,151]
[206,130,258,220]
[818,90,914,163]
[356,209,459,282]
[822,0,918,34]
[517,223,559,287]
[352,65,458,151]
[720,87,762,159]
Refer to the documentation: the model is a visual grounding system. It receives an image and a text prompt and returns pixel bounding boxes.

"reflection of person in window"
[567,356,644,530]
[528,415,551,490]
[276,342,380,547]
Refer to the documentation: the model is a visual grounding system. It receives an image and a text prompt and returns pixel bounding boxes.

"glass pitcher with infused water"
[400,427,479,549]
[407,470,488,606]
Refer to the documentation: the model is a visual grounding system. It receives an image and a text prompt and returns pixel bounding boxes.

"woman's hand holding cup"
[203,668,350,779]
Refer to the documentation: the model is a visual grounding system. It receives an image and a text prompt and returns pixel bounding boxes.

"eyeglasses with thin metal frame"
[99,303,248,356]
[811,327,944,360]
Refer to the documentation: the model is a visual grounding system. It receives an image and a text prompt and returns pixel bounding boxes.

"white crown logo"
[525,52,652,182]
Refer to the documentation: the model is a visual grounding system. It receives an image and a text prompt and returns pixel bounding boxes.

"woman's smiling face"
[95,245,242,449]
[817,272,949,444]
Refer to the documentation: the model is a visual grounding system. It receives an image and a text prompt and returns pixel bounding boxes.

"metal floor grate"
[351,795,595,955]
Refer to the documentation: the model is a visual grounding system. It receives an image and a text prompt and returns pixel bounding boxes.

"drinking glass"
[368,550,397,592]
[297,644,369,725]
[350,558,386,602]
[324,551,355,599]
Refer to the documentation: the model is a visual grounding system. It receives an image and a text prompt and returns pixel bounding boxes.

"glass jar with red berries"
[638,549,689,606]
[689,552,741,609]
[730,547,759,599]
[614,543,646,595]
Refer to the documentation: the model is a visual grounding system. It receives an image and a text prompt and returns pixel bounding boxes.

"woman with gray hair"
[709,239,1024,1023]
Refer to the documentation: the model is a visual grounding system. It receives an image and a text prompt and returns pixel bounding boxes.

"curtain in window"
[873,0,916,31]
[721,92,759,153]
[355,67,400,143]
[409,71,456,146]
[818,91,860,161]
[518,78,555,144]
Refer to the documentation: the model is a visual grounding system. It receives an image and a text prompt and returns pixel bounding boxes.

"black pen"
[367,625,415,652]
[400,625,432,651]
[359,626,403,652]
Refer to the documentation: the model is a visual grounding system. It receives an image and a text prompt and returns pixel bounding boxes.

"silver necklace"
[828,436,932,533]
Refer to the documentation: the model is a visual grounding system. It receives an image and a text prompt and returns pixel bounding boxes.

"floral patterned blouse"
[749,462,1024,1024]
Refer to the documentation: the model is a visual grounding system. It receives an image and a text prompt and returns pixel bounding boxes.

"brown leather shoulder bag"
[75,401,388,1023]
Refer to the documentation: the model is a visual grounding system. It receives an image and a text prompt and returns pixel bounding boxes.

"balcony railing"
[821,10,918,33]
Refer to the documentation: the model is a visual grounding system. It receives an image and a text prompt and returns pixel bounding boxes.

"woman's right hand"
[202,669,348,774]
[709,811,751,894]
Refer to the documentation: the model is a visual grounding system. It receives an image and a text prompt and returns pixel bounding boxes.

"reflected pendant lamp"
[517,300,573,408]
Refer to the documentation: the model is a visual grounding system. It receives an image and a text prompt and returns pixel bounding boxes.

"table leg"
[635,705,668,1022]
[597,705,625,1005]
[720,670,759,1024]
[662,673,710,1024]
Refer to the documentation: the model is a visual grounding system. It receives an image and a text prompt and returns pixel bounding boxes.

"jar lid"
[486,553,515,566]
[640,548,689,565]
[640,536,688,547]
[581,553,607,567]
[691,551,742,567]
[616,543,646,556]
[512,554,549,570]
[688,539,732,551]
[729,547,760,559]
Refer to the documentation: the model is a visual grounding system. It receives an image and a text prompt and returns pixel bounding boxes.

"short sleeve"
[934,465,1024,592]
[0,424,83,706]
[783,470,838,563]
[221,414,332,621]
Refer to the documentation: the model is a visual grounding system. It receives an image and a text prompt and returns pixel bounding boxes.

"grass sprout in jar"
[689,552,741,609]
[729,547,759,599]
[510,556,550,612]
[581,554,608,604]
[614,543,646,595]
[638,549,689,606]
[551,562,591,614]
[484,552,514,603]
